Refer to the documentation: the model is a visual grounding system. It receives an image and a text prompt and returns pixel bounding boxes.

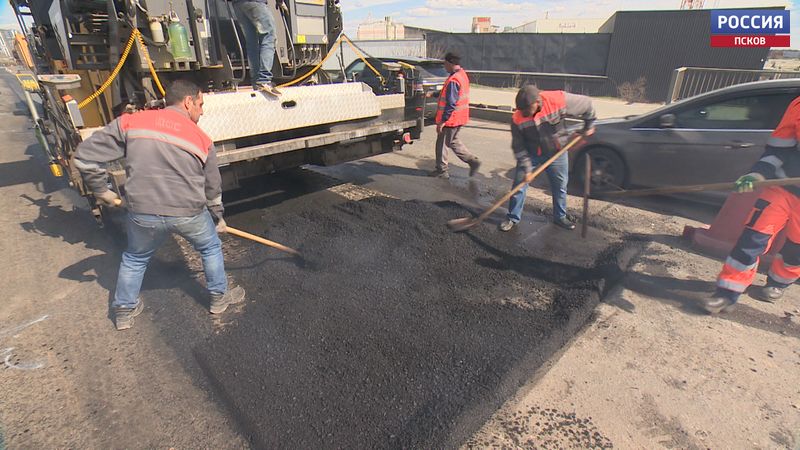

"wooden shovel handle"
[226,226,301,257]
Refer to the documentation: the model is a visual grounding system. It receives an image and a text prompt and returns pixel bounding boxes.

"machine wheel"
[576,147,627,192]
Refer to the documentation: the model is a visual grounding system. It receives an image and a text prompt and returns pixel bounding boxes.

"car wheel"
[576,147,627,192]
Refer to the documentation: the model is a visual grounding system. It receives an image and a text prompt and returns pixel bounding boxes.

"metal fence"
[666,67,800,103]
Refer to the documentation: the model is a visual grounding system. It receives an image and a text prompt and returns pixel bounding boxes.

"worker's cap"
[515,85,541,110]
[444,52,461,65]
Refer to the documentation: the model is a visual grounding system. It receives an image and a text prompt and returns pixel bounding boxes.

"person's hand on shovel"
[735,173,765,193]
[215,217,227,234]
[95,190,122,207]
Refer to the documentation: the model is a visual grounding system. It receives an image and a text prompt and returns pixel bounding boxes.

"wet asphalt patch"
[194,197,627,448]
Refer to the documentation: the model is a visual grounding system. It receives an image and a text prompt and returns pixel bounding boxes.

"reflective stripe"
[774,254,800,270]
[767,136,797,147]
[759,155,784,169]
[517,121,536,129]
[207,194,222,207]
[767,270,797,285]
[73,157,101,171]
[724,256,757,273]
[127,129,208,163]
[535,108,567,126]
[717,279,748,293]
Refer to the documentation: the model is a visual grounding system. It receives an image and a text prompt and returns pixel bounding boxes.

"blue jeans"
[507,152,569,223]
[113,210,227,309]
[234,1,277,85]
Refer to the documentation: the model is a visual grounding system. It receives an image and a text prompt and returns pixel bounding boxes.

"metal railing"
[666,67,800,103]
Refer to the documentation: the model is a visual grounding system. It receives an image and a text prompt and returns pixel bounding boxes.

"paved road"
[1,68,798,449]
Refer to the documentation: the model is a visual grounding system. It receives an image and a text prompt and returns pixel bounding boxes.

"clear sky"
[0,0,796,48]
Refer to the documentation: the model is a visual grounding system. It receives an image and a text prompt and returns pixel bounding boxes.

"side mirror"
[660,113,676,128]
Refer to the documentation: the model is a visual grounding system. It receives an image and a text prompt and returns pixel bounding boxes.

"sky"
[342,0,799,48]
[0,0,796,48]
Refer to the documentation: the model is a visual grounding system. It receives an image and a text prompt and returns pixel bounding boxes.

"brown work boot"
[114,299,144,331]
[209,286,246,314]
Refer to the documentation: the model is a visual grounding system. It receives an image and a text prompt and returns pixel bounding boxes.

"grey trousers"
[435,126,476,171]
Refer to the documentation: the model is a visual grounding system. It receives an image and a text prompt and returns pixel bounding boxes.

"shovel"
[226,226,301,257]
[447,134,585,232]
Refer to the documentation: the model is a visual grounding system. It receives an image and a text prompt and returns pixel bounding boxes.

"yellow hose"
[278,33,385,88]
[81,30,385,106]
[78,28,166,110]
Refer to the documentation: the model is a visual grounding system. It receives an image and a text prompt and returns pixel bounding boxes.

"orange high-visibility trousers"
[717,186,800,293]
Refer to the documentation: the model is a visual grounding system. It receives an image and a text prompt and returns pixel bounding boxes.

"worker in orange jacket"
[429,51,481,179]
[705,96,800,313]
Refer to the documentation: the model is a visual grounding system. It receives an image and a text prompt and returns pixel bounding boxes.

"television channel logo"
[710,10,790,47]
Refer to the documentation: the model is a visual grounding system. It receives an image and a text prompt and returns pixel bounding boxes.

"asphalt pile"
[195,197,624,449]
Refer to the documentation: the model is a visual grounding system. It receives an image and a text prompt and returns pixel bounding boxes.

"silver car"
[574,79,800,203]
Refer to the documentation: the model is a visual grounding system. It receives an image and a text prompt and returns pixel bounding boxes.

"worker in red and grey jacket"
[500,85,595,232]
[74,80,245,330]
[429,51,481,179]
[705,96,800,314]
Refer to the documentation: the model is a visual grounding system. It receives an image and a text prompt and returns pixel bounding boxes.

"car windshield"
[415,62,449,78]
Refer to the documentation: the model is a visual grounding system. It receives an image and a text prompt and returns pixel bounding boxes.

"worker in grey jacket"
[74,80,245,330]
[500,85,595,232]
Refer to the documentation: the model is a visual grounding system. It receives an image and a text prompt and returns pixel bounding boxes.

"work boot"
[554,216,576,230]
[428,168,449,179]
[499,219,516,232]
[750,284,785,303]
[468,159,481,177]
[114,299,144,331]
[703,296,736,314]
[209,286,246,314]
[256,83,281,97]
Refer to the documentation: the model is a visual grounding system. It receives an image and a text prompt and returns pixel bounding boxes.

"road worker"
[705,95,800,313]
[500,85,595,232]
[74,80,245,330]
[429,51,481,179]
[233,0,284,95]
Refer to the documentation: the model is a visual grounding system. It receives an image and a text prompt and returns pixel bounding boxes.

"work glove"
[215,217,227,234]
[95,190,121,207]
[734,173,764,193]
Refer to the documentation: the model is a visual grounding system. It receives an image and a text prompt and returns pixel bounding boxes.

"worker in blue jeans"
[500,85,596,232]
[233,0,284,95]
[115,212,228,315]
[506,151,570,228]
[74,80,245,330]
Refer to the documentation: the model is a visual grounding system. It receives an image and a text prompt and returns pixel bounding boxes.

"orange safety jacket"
[435,68,470,127]
[511,90,570,158]
[750,96,800,197]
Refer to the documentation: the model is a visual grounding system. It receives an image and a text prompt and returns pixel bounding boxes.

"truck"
[10,0,425,222]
